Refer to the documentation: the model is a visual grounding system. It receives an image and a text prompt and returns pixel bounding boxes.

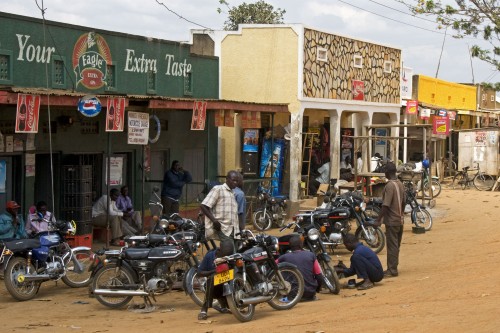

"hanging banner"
[432,116,450,136]
[106,97,125,132]
[406,100,418,115]
[15,94,41,133]
[241,111,261,128]
[191,101,207,130]
[127,111,149,145]
[352,80,365,101]
[420,108,431,120]
[401,67,413,100]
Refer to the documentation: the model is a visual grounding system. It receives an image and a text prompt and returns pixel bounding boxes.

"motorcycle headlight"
[360,202,366,211]
[271,198,276,203]
[258,193,265,201]
[307,228,320,241]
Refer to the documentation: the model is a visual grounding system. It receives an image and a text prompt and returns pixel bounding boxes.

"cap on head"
[6,201,20,210]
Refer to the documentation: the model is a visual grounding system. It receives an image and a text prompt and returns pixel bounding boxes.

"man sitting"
[92,189,124,246]
[115,185,142,236]
[0,201,27,241]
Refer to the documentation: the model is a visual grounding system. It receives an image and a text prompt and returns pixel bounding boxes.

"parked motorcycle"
[213,230,304,322]
[279,218,341,294]
[252,188,287,231]
[0,219,94,301]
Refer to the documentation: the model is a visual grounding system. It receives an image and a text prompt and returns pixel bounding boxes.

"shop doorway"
[0,156,21,209]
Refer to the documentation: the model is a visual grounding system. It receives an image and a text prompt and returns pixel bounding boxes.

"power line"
[367,0,437,23]
[154,0,213,30]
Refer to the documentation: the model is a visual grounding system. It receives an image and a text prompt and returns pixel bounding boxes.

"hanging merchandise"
[259,139,286,196]
[15,94,41,133]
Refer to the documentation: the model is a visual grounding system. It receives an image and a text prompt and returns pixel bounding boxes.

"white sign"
[401,66,413,101]
[127,111,149,145]
[420,108,431,118]
[105,157,123,186]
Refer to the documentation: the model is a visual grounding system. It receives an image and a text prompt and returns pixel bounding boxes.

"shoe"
[357,280,374,290]
[346,279,356,289]
[213,304,231,314]
[198,311,208,320]
[384,270,398,278]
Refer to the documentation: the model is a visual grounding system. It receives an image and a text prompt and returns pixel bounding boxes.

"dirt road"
[1,187,499,333]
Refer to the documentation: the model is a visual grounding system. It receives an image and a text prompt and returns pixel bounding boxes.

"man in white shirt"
[356,152,363,174]
[309,158,330,195]
[92,188,123,246]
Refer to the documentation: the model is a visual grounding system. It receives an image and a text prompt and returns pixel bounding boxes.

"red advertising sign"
[406,100,418,115]
[15,94,40,133]
[352,80,365,101]
[432,116,450,136]
[191,101,207,130]
[241,111,261,128]
[106,97,125,132]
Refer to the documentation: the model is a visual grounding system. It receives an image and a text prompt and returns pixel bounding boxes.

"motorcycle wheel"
[267,266,305,310]
[4,256,40,301]
[62,249,93,288]
[411,206,433,231]
[183,266,207,307]
[252,210,272,231]
[226,273,255,322]
[422,179,442,198]
[319,260,340,295]
[273,206,287,228]
[92,263,135,309]
[355,226,386,253]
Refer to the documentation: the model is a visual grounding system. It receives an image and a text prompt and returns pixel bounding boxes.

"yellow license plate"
[213,269,234,285]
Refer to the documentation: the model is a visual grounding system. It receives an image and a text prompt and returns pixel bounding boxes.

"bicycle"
[451,162,495,191]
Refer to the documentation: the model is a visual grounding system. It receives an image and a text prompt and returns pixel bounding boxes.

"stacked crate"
[61,165,93,247]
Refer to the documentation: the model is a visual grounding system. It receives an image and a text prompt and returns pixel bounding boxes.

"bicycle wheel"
[473,173,495,191]
[423,179,441,198]
[451,173,463,189]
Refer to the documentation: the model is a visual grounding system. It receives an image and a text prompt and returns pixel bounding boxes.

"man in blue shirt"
[339,233,383,290]
[0,201,27,241]
[116,185,142,236]
[161,160,192,217]
[197,240,235,320]
[233,172,246,232]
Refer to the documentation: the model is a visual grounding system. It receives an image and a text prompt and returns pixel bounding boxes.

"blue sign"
[437,109,448,117]
[77,95,102,117]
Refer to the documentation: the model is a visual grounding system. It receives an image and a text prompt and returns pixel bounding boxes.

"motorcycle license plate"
[214,269,234,285]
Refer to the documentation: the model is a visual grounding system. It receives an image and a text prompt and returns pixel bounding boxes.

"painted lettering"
[124,49,157,73]
[16,34,55,63]
[165,54,191,77]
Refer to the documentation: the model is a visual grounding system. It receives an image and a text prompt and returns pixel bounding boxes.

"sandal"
[197,311,208,320]
[213,305,231,314]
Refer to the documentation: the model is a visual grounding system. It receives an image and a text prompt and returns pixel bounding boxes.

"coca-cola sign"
[15,94,40,133]
[106,97,126,132]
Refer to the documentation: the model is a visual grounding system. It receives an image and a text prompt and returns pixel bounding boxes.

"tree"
[217,0,286,31]
[400,0,499,89]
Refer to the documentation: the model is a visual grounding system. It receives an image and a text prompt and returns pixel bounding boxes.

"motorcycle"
[252,188,287,231]
[213,230,304,322]
[0,219,94,301]
[90,231,200,309]
[279,218,341,294]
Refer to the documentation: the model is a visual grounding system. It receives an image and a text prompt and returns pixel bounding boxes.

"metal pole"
[141,145,145,235]
[106,132,111,248]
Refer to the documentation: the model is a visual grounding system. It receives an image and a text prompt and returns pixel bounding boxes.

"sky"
[1,0,498,85]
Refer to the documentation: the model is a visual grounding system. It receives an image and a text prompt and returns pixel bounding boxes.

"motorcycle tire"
[355,226,386,254]
[92,263,136,309]
[225,273,255,322]
[319,260,340,295]
[4,256,41,301]
[252,210,272,231]
[183,266,207,307]
[61,249,93,288]
[422,179,442,198]
[411,206,433,231]
[267,265,305,310]
[273,205,287,228]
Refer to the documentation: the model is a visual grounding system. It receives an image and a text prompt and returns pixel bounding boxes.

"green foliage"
[400,0,499,74]
[217,0,286,31]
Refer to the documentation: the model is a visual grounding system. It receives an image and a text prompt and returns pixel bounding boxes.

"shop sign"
[127,111,149,145]
[420,108,430,120]
[406,100,418,115]
[106,97,125,132]
[77,95,102,117]
[437,109,448,117]
[401,67,413,100]
[448,111,456,120]
[432,116,449,136]
[191,101,207,130]
[15,94,40,133]
[72,32,112,90]
[474,131,486,146]
[352,80,364,101]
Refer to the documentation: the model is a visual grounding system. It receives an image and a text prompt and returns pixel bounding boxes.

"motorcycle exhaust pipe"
[238,295,273,306]
[93,289,149,296]
[21,274,51,282]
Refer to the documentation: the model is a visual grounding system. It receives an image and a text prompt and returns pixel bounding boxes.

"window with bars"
[184,72,193,95]
[106,64,116,91]
[53,59,65,86]
[0,52,12,83]
[147,70,156,94]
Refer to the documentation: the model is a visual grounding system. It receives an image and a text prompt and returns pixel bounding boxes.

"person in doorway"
[356,151,363,174]
[233,172,246,232]
[161,160,193,217]
[338,233,383,290]
[197,240,235,320]
[115,185,142,236]
[92,189,124,246]
[309,157,330,195]
[25,201,55,235]
[375,162,405,277]
[0,201,27,241]
[277,234,323,301]
[200,170,240,248]
[339,155,352,171]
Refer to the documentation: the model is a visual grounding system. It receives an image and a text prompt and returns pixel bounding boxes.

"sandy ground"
[1,186,499,333]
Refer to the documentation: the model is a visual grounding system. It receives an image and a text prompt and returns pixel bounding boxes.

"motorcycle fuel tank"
[39,233,62,247]
[327,207,350,220]
[32,246,50,262]
[171,231,197,243]
[148,246,183,260]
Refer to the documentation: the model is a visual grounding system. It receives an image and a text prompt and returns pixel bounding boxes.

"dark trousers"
[385,225,403,275]
[201,276,225,311]
[350,253,383,282]
[161,197,179,217]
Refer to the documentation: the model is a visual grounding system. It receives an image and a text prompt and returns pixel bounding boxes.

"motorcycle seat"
[4,238,41,252]
[124,248,150,260]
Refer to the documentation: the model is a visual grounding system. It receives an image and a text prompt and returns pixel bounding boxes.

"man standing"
[376,162,405,277]
[233,172,246,232]
[0,201,27,241]
[116,185,142,235]
[339,233,383,290]
[92,188,124,246]
[161,160,192,217]
[200,170,240,247]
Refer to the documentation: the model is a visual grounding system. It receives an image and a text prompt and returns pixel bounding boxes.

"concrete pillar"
[288,110,303,215]
[331,109,342,180]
